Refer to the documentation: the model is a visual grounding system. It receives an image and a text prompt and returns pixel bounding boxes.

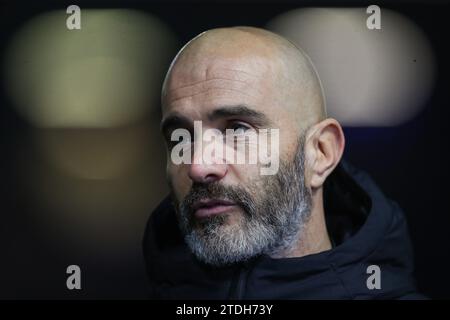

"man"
[143,27,423,299]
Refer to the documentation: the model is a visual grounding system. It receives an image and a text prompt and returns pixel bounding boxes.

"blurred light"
[17,124,168,255]
[268,8,436,126]
[3,9,174,255]
[3,9,177,128]
[34,125,156,180]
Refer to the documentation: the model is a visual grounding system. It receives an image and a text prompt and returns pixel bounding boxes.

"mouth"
[192,198,239,220]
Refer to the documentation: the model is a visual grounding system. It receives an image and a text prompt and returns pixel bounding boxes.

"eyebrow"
[160,104,272,137]
[208,105,272,127]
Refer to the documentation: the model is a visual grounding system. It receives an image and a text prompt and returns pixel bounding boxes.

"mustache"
[180,182,253,217]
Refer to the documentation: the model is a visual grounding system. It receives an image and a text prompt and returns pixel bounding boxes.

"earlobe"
[308,118,345,189]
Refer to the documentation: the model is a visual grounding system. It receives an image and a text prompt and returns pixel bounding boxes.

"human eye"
[166,128,192,151]
[227,121,253,132]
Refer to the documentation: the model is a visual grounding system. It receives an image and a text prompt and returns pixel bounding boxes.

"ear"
[304,118,345,190]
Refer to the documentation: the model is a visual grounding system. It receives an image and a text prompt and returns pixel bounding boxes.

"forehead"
[162,55,282,119]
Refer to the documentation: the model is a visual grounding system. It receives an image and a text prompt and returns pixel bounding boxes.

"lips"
[192,198,238,219]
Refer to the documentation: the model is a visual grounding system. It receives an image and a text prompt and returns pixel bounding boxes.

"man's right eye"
[166,136,192,150]
[227,121,253,133]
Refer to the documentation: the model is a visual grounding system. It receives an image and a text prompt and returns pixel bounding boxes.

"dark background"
[0,0,449,299]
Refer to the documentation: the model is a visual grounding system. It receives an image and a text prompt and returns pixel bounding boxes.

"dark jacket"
[142,161,424,299]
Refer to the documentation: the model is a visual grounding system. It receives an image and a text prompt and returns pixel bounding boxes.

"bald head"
[162,26,326,131]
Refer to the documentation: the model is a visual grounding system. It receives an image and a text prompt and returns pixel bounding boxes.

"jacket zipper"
[227,263,250,300]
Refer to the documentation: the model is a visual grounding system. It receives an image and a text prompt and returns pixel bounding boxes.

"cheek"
[167,163,191,202]
[279,128,299,155]
[228,163,263,187]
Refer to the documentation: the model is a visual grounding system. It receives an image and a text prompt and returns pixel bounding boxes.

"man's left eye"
[228,122,251,132]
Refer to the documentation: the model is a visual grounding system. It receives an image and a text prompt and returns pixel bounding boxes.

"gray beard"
[173,135,312,266]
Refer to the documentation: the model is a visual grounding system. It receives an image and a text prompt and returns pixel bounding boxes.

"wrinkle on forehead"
[168,81,258,106]
[166,65,269,106]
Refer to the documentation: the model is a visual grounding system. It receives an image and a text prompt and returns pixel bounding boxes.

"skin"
[161,27,345,258]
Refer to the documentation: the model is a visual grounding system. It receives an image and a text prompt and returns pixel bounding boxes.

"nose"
[188,143,227,184]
